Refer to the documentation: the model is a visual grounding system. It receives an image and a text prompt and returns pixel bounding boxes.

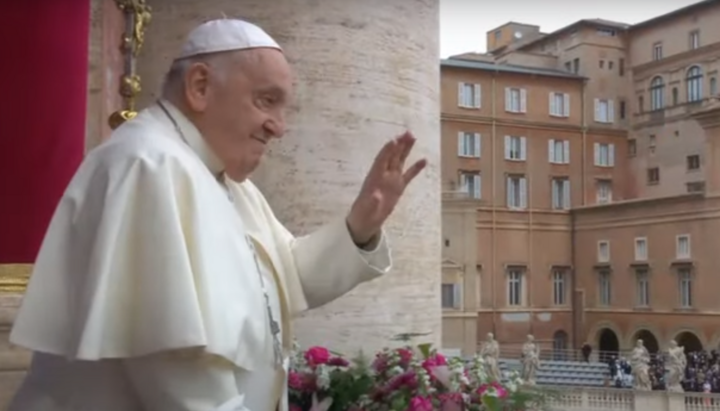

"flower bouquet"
[288,341,549,411]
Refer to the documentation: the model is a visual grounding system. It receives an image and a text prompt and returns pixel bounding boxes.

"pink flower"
[288,371,304,390]
[477,381,508,399]
[421,353,448,380]
[408,396,433,411]
[290,405,303,411]
[396,348,413,367]
[327,356,350,367]
[388,370,418,391]
[305,346,331,367]
[372,354,389,373]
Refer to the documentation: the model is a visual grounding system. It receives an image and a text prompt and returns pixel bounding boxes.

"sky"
[440,0,702,58]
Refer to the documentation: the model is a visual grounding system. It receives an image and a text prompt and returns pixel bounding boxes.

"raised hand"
[346,131,427,245]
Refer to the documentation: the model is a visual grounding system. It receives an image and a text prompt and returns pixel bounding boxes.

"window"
[457,132,481,158]
[649,135,656,154]
[505,87,527,113]
[506,175,527,209]
[596,180,613,204]
[629,139,637,157]
[636,269,650,307]
[676,235,691,259]
[598,270,611,306]
[548,139,570,164]
[599,60,605,69]
[678,269,692,308]
[564,61,572,72]
[672,87,679,105]
[619,100,626,120]
[549,92,570,117]
[689,30,700,50]
[504,135,527,161]
[638,96,645,113]
[634,237,648,261]
[594,143,615,167]
[594,99,614,123]
[687,66,703,102]
[619,59,625,76]
[650,76,665,111]
[551,177,571,210]
[647,167,660,185]
[687,154,700,171]
[441,283,461,309]
[597,28,616,36]
[609,61,614,70]
[573,58,580,74]
[460,172,481,199]
[597,240,610,263]
[552,270,567,306]
[494,30,502,40]
[687,181,706,193]
[458,82,481,108]
[507,269,523,306]
[711,77,717,96]
[652,42,663,61]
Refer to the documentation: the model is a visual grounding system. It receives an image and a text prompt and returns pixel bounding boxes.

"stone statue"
[481,332,502,381]
[520,335,540,385]
[665,340,686,392]
[630,339,652,391]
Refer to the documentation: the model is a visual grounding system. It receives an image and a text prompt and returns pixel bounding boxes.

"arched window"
[687,66,703,102]
[650,76,665,110]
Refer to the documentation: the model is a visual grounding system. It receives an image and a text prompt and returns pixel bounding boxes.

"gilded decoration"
[0,264,32,293]
[109,0,152,129]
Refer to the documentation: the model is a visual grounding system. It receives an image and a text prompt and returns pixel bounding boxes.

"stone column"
[137,0,441,354]
[692,99,720,194]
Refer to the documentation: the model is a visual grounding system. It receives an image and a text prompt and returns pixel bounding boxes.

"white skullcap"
[177,19,281,60]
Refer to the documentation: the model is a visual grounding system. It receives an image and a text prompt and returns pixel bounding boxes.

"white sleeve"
[123,351,249,411]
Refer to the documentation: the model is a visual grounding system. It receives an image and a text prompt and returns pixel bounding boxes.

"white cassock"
[7,100,392,411]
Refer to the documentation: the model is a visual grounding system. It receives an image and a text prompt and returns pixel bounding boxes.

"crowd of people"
[605,349,720,392]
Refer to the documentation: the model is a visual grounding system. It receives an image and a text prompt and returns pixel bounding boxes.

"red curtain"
[0,0,90,263]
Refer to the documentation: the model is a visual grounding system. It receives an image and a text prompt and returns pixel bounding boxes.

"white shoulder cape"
[10,113,271,371]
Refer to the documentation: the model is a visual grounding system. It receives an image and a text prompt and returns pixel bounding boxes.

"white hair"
[160,50,258,100]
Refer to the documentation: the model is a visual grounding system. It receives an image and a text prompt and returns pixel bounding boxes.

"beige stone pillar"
[136,0,441,354]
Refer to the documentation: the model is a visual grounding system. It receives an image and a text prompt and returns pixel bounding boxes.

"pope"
[8,19,426,411]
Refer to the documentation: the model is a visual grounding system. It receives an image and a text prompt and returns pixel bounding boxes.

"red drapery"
[0,0,90,264]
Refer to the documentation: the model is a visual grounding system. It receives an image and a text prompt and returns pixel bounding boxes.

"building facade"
[441,0,720,357]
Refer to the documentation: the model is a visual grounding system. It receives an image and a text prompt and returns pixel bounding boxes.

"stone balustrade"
[545,387,720,411]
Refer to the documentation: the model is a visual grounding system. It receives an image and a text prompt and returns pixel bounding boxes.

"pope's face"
[186,48,293,181]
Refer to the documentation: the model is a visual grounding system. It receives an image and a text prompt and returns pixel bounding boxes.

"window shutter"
[563,140,570,164]
[548,139,556,163]
[474,175,482,199]
[563,179,571,209]
[453,284,461,308]
[458,82,465,107]
[520,137,527,160]
[474,133,481,157]
[505,88,512,112]
[520,89,528,113]
[609,144,616,166]
[549,92,556,116]
[504,135,511,159]
[608,99,615,123]
[594,98,601,122]
[457,132,465,156]
[552,180,560,208]
[594,142,601,166]
[563,93,571,117]
[506,176,513,207]
[519,177,528,209]
[473,84,482,108]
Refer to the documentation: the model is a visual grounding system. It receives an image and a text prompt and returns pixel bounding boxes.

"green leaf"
[482,396,502,411]
[417,343,432,359]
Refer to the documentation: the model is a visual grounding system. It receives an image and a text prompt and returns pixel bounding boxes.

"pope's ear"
[183,62,211,112]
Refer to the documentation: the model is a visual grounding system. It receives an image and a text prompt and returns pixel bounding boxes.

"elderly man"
[8,19,426,411]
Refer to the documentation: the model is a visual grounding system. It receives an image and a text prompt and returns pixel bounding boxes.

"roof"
[440,58,586,80]
[630,0,719,31]
[516,18,630,51]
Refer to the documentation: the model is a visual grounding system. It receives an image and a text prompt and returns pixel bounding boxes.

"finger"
[397,134,416,170]
[372,139,398,175]
[388,132,411,170]
[402,158,427,186]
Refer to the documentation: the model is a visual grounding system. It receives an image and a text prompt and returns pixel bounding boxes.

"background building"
[441,0,720,358]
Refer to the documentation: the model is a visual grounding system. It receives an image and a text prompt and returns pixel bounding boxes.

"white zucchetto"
[177,19,281,60]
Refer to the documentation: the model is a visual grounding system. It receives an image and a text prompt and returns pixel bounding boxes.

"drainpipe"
[491,69,498,336]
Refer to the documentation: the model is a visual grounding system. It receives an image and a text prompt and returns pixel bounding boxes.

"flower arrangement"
[288,340,549,411]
